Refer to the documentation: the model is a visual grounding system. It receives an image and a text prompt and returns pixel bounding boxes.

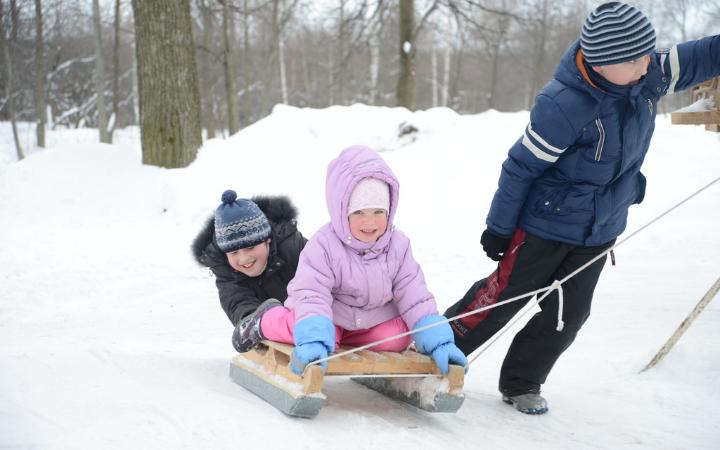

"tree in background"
[1,0,24,159]
[110,0,121,141]
[34,0,46,148]
[131,0,202,168]
[92,0,110,143]
[195,0,218,139]
[396,0,415,109]
[1,0,716,158]
[222,0,239,135]
[396,0,439,111]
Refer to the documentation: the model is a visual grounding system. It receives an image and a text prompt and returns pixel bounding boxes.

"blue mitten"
[290,315,336,375]
[412,314,468,374]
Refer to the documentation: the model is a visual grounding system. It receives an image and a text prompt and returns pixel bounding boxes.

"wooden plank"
[261,340,443,375]
[670,111,720,125]
[640,276,720,373]
[264,340,294,355]
[447,365,465,395]
[301,365,325,394]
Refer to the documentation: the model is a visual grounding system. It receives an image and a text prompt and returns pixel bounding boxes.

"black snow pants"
[444,229,613,396]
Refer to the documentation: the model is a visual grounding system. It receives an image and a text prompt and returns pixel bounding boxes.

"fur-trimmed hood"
[192,195,299,266]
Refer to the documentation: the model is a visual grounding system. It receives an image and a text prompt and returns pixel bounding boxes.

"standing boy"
[444,2,719,414]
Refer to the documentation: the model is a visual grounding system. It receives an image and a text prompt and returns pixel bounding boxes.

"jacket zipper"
[594,118,605,161]
[646,98,653,114]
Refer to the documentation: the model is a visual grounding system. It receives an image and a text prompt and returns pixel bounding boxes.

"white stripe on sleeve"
[526,123,567,155]
[668,45,680,93]
[522,135,559,163]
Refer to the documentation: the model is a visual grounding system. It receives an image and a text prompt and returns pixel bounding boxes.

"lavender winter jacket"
[284,146,438,331]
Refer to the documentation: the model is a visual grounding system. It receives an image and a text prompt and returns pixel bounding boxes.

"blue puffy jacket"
[487,36,720,246]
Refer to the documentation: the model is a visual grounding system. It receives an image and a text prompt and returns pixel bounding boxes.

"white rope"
[308,285,554,367]
[330,373,437,379]
[306,176,720,369]
[555,280,565,332]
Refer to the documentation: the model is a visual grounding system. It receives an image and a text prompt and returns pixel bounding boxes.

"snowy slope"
[1,106,719,450]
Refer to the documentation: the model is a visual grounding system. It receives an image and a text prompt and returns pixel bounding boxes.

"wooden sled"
[670,76,720,132]
[229,340,465,418]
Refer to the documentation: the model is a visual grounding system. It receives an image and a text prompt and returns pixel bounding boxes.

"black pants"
[444,229,612,396]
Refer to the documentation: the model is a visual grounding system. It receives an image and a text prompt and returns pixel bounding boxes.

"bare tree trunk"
[442,43,450,106]
[241,0,250,125]
[369,32,380,105]
[197,0,216,139]
[441,11,452,107]
[222,0,239,135]
[431,46,437,107]
[1,2,24,160]
[10,0,18,40]
[277,0,288,104]
[92,0,111,143]
[34,0,47,148]
[110,0,121,139]
[131,0,202,168]
[488,41,500,109]
[396,0,415,110]
[131,38,139,125]
[261,0,280,115]
[528,0,549,109]
[327,46,334,105]
[336,0,345,104]
[278,37,288,104]
[300,30,311,103]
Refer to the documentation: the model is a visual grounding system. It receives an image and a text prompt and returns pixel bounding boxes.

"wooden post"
[640,276,720,373]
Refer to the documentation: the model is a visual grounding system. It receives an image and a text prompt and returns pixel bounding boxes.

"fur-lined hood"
[191,195,299,266]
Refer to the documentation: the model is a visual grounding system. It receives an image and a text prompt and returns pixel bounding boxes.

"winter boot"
[502,393,549,415]
[232,298,282,353]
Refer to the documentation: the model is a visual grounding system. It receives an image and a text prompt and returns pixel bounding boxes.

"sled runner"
[229,340,465,418]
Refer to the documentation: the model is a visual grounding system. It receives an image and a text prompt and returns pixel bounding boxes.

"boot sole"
[501,395,548,415]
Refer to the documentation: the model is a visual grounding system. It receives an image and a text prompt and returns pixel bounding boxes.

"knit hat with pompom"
[214,190,271,253]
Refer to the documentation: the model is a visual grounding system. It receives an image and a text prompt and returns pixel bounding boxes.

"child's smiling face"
[348,208,388,243]
[592,54,651,86]
[226,239,271,277]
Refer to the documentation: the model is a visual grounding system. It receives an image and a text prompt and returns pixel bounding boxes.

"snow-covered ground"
[1,105,719,449]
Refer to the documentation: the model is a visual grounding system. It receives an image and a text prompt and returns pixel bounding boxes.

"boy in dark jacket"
[444,2,719,415]
[192,190,307,352]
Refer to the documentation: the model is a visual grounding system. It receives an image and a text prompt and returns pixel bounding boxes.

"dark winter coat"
[487,35,720,246]
[192,196,307,326]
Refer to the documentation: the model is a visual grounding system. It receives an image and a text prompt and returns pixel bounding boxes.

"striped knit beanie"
[581,2,656,66]
[214,190,271,253]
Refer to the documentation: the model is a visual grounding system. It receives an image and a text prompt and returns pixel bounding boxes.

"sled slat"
[670,111,720,125]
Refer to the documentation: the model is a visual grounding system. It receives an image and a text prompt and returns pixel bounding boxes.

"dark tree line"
[1,0,716,166]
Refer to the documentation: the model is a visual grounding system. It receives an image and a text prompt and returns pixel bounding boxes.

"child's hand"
[291,342,329,375]
[290,315,336,375]
[428,342,468,374]
[481,229,512,261]
[412,314,469,374]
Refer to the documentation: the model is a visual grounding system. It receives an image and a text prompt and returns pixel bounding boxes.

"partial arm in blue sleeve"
[662,35,720,94]
[486,94,578,236]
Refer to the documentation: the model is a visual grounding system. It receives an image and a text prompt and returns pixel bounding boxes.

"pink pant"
[260,306,412,352]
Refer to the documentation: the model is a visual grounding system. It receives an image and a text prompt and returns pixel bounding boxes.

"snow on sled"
[229,340,465,418]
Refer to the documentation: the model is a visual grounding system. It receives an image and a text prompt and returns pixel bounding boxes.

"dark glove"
[481,229,512,261]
